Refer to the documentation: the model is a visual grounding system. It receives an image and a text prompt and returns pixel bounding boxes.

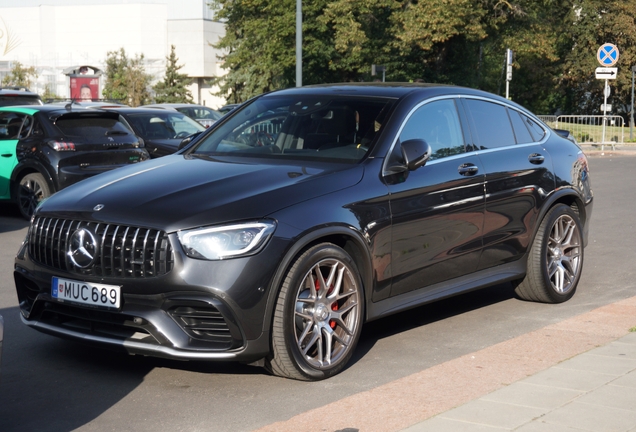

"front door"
[387,98,486,297]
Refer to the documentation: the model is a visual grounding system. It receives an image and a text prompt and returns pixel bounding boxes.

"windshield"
[190,94,394,163]
[125,112,206,140]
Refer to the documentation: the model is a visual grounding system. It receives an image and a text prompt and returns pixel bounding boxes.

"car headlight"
[177,220,276,260]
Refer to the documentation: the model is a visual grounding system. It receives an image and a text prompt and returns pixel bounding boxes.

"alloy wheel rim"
[19,179,44,216]
[547,214,582,294]
[294,258,360,370]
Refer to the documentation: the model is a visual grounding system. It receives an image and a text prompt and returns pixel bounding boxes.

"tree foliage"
[102,48,152,106]
[210,0,636,116]
[2,62,38,89]
[153,45,193,103]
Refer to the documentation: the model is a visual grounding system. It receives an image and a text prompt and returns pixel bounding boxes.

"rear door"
[460,98,555,269]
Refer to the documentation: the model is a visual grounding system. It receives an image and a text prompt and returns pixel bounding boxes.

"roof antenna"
[65,97,76,111]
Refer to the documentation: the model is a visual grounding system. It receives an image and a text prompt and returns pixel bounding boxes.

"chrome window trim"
[458,95,551,148]
[382,94,551,176]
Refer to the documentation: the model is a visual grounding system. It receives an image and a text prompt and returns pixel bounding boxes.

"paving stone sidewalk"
[404,332,636,431]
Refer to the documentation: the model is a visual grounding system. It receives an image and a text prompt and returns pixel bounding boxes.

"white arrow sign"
[596,67,618,79]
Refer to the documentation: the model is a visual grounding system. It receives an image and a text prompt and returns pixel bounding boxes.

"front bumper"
[13,231,286,363]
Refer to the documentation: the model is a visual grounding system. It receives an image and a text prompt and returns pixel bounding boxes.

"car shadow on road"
[350,282,516,368]
[0,204,28,233]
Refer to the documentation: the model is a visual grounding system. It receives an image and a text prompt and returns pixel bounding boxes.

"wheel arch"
[10,161,56,200]
[533,188,589,249]
[262,225,373,335]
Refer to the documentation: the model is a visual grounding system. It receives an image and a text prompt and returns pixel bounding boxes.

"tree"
[153,45,193,103]
[102,48,152,106]
[207,0,635,116]
[2,62,38,89]
[42,84,60,102]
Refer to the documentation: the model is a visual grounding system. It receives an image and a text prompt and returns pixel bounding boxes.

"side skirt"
[366,260,526,322]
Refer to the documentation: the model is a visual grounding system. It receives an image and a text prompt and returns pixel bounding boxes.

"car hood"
[38,155,364,232]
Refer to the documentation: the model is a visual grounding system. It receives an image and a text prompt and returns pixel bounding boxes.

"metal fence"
[538,115,628,149]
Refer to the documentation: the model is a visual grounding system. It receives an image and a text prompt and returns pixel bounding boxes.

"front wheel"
[266,244,364,380]
[514,204,584,303]
[17,173,51,220]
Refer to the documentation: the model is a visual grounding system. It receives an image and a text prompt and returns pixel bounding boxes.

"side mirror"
[178,131,203,150]
[401,139,431,171]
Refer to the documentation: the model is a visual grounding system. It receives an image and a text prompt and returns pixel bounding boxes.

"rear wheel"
[17,173,50,219]
[515,204,583,303]
[266,244,364,380]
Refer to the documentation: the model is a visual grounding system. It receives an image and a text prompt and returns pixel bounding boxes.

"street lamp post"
[296,0,302,87]
[631,65,635,141]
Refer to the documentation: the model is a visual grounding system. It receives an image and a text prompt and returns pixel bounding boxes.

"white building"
[0,0,227,108]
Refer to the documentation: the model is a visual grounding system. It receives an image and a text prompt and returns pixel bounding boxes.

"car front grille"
[29,217,174,278]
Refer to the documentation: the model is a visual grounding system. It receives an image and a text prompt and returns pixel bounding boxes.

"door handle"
[529,153,545,164]
[1,153,12,158]
[458,163,479,176]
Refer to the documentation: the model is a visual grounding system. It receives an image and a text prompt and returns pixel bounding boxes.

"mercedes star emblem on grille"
[68,228,98,268]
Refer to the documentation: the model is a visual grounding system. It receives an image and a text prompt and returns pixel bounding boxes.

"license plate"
[52,277,121,309]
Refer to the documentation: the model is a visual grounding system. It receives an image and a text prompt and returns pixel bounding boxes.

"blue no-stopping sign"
[597,43,619,67]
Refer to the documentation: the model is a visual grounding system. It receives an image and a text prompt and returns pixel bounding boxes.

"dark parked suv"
[14,83,593,380]
[0,88,43,106]
[0,105,149,218]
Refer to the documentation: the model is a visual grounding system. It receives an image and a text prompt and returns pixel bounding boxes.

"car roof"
[142,103,210,109]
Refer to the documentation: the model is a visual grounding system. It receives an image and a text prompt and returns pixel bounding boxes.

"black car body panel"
[14,83,593,376]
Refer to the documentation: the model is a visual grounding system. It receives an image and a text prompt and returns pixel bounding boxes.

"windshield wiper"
[105,131,129,136]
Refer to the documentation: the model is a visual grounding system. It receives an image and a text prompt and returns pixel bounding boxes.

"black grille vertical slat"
[55,219,67,270]
[63,220,77,270]
[28,218,173,278]
[48,219,58,267]
[131,227,140,277]
[141,229,150,277]
[120,227,130,277]
[99,224,108,277]
[109,225,120,277]
[152,231,160,277]
[35,218,45,264]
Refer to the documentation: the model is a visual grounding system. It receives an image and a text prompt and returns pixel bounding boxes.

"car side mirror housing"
[401,139,431,171]
[178,131,203,150]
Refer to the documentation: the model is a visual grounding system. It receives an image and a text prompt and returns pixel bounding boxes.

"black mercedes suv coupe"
[14,83,593,380]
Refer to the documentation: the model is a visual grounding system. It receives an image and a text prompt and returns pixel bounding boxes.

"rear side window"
[463,99,515,149]
[508,109,534,144]
[523,115,546,141]
[55,116,131,138]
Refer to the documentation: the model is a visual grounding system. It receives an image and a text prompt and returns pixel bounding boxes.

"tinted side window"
[522,114,546,142]
[18,115,34,139]
[509,109,534,144]
[464,99,515,149]
[399,99,465,160]
[0,112,26,140]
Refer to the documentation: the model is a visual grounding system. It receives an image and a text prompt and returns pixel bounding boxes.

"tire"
[266,243,364,381]
[17,173,50,220]
[515,204,584,303]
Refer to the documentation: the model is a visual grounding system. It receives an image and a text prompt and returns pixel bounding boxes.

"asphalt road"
[0,154,634,432]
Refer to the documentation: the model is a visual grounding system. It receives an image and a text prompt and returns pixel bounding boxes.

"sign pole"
[602,79,608,150]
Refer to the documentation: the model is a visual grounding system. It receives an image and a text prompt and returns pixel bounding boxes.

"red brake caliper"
[316,278,338,329]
